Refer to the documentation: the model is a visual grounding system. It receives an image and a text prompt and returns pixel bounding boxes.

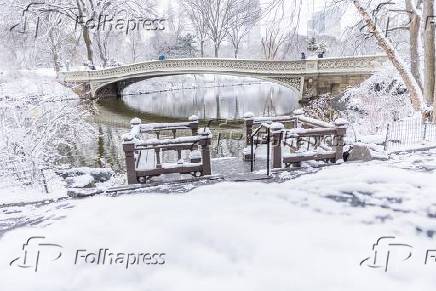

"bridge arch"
[92,71,304,100]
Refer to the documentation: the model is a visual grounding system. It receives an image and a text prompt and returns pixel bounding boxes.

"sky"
[155,0,359,37]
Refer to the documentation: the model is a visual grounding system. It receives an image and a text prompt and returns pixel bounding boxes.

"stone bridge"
[58,55,387,100]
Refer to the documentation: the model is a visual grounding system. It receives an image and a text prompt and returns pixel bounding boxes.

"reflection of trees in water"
[234,95,240,119]
[215,92,221,120]
[262,87,277,116]
[122,76,298,119]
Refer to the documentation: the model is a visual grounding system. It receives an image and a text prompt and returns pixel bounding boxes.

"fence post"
[293,109,305,128]
[423,121,428,141]
[201,133,212,176]
[384,123,390,151]
[266,127,271,175]
[129,117,142,141]
[122,134,137,184]
[334,118,348,162]
[189,115,199,136]
[271,123,284,169]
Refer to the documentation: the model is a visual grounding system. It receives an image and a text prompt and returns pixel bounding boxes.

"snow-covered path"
[1,150,436,290]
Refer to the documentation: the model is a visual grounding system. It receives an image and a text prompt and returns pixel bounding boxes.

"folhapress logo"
[9,236,63,272]
[9,236,166,271]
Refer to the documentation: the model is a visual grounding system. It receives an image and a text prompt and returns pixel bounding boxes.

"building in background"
[307,6,346,39]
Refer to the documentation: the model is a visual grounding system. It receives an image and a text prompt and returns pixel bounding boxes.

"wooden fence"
[122,116,212,184]
[244,110,348,171]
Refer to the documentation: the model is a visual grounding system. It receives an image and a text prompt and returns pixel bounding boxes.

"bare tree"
[183,0,208,57]
[228,0,261,58]
[405,0,423,89]
[260,8,291,60]
[16,0,155,67]
[352,0,424,111]
[182,0,241,57]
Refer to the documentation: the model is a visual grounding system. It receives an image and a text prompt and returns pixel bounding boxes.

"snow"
[159,162,202,169]
[1,154,436,290]
[66,174,94,188]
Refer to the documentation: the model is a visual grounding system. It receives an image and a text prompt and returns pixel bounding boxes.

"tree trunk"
[423,0,435,107]
[76,0,94,67]
[82,26,94,66]
[214,44,219,57]
[234,47,239,58]
[200,40,204,57]
[405,0,423,90]
[353,0,424,111]
[53,50,60,72]
[95,31,108,67]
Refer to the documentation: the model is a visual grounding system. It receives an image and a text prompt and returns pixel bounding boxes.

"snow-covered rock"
[67,187,104,198]
[65,174,95,188]
[57,167,114,182]
[347,144,372,162]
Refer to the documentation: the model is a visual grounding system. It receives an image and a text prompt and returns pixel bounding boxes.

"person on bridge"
[158,53,166,61]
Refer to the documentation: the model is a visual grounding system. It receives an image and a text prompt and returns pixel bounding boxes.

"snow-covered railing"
[244,110,348,169]
[59,55,387,82]
[271,119,348,168]
[243,109,330,148]
[127,115,199,140]
[122,117,211,184]
[59,55,387,99]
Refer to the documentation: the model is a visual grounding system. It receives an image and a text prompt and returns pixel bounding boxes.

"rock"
[67,188,103,198]
[65,174,95,188]
[346,144,372,162]
[56,167,114,182]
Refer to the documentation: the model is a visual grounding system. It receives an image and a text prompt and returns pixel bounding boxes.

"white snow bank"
[0,69,78,101]
[1,159,436,290]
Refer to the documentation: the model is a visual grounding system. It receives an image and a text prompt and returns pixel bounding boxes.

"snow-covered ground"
[2,69,436,290]
[1,149,436,290]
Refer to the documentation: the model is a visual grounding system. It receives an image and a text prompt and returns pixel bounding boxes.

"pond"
[75,74,300,172]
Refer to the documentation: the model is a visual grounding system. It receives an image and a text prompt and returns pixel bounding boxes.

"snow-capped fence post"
[188,115,199,136]
[271,123,285,169]
[333,119,349,162]
[423,121,429,141]
[129,117,142,139]
[384,123,391,151]
[201,131,212,176]
[122,134,137,184]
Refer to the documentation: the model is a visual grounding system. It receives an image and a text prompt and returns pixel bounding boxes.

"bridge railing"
[122,117,211,184]
[59,55,387,82]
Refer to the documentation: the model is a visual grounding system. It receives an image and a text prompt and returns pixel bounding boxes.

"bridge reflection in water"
[121,75,299,120]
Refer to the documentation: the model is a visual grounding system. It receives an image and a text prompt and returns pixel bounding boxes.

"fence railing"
[385,117,436,151]
[244,110,348,173]
[0,157,49,192]
[122,116,212,184]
